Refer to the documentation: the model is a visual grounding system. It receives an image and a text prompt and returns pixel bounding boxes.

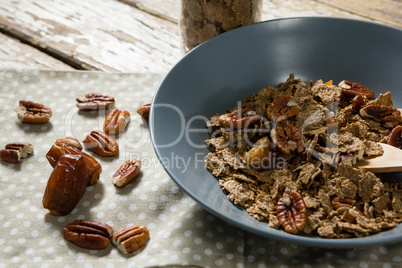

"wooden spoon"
[356,143,402,173]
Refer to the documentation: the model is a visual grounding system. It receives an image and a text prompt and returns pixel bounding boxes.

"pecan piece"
[83,130,119,157]
[276,191,308,234]
[0,142,34,163]
[331,197,355,210]
[46,145,102,185]
[103,109,131,135]
[219,107,261,128]
[5,142,34,158]
[63,220,114,250]
[55,136,83,150]
[0,149,21,163]
[271,122,304,155]
[113,159,141,187]
[14,100,52,124]
[387,125,402,149]
[266,95,300,122]
[76,93,115,111]
[342,206,363,223]
[42,154,87,216]
[137,103,151,120]
[360,104,402,128]
[339,80,375,99]
[112,225,149,254]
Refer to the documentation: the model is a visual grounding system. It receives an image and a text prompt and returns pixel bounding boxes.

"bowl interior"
[150,17,402,248]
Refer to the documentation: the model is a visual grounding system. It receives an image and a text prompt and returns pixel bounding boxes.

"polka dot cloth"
[1,69,402,267]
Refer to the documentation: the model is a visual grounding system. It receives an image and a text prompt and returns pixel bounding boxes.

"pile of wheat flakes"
[204,74,402,238]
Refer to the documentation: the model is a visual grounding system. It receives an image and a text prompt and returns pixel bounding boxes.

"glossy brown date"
[46,145,102,185]
[42,154,88,216]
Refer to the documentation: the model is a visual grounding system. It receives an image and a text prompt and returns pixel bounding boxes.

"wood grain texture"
[0,33,74,70]
[0,0,400,72]
[0,0,181,72]
[317,0,402,28]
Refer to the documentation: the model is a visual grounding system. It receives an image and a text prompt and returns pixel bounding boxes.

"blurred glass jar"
[179,0,263,53]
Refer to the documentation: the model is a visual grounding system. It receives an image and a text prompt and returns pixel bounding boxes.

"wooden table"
[1,0,401,73]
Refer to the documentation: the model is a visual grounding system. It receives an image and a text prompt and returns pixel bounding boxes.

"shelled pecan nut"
[219,107,261,128]
[341,206,363,223]
[0,149,21,163]
[5,142,34,158]
[112,159,141,187]
[42,154,87,216]
[76,93,115,111]
[14,100,52,124]
[111,225,149,254]
[360,104,402,128]
[83,130,119,157]
[103,109,131,135]
[387,125,402,149]
[331,196,355,210]
[63,220,114,250]
[266,95,300,122]
[55,136,83,150]
[276,191,308,234]
[137,103,151,120]
[271,122,304,155]
[339,80,374,99]
[46,145,102,185]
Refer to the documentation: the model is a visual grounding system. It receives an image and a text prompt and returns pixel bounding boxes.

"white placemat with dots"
[1,69,402,268]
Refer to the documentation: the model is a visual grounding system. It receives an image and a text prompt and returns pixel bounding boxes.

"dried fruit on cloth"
[205,74,402,238]
[42,154,88,216]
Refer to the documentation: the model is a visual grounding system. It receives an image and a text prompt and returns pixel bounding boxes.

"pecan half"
[55,137,83,150]
[76,93,115,111]
[219,107,261,128]
[104,109,131,135]
[266,95,300,122]
[271,122,304,155]
[111,225,149,254]
[14,100,52,124]
[137,103,151,120]
[339,80,375,99]
[113,159,141,187]
[63,220,114,250]
[387,125,402,149]
[331,197,355,210]
[360,104,402,128]
[5,142,34,158]
[276,191,308,234]
[83,130,119,157]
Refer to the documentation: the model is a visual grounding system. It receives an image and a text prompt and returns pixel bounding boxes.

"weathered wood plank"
[0,0,181,73]
[0,0,400,72]
[127,0,402,28]
[0,32,74,70]
[316,0,402,28]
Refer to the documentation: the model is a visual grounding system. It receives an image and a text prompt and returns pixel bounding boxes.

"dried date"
[46,145,102,185]
[42,154,88,216]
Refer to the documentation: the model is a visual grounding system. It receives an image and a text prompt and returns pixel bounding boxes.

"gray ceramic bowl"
[149,17,402,248]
